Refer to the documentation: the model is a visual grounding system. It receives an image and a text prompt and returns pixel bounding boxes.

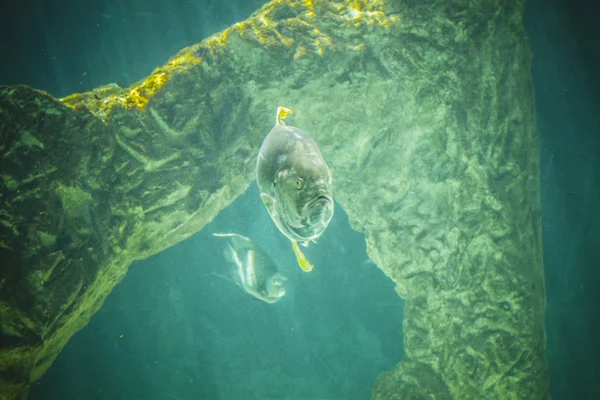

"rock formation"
[0,0,547,398]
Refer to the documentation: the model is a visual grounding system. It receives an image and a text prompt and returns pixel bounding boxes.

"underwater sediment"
[0,0,547,399]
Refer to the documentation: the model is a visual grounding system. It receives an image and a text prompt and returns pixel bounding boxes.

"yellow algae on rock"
[61,50,200,116]
[61,0,398,118]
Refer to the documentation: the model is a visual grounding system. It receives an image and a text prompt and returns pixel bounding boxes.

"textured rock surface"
[0,0,547,399]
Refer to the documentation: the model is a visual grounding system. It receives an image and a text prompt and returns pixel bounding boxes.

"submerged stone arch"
[0,1,546,398]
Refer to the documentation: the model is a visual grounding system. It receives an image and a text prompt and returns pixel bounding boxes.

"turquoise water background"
[28,183,404,399]
[0,0,598,398]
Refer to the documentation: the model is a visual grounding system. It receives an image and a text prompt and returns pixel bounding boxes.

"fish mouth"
[279,194,334,242]
[294,194,334,239]
[303,195,333,222]
[306,194,332,209]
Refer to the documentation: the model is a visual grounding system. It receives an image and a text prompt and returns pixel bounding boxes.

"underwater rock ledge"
[0,0,547,399]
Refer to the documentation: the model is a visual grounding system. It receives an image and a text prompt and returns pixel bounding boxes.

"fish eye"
[295,178,304,189]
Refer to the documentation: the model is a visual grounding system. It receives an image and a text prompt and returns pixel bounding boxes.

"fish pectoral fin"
[275,106,293,126]
[260,192,278,219]
[300,241,310,248]
[292,240,314,272]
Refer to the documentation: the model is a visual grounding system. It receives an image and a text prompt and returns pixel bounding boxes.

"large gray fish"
[256,106,334,272]
[212,233,287,304]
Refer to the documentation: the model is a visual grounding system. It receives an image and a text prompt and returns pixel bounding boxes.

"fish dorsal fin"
[213,232,253,252]
[213,232,252,242]
[292,240,314,272]
[275,106,293,126]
